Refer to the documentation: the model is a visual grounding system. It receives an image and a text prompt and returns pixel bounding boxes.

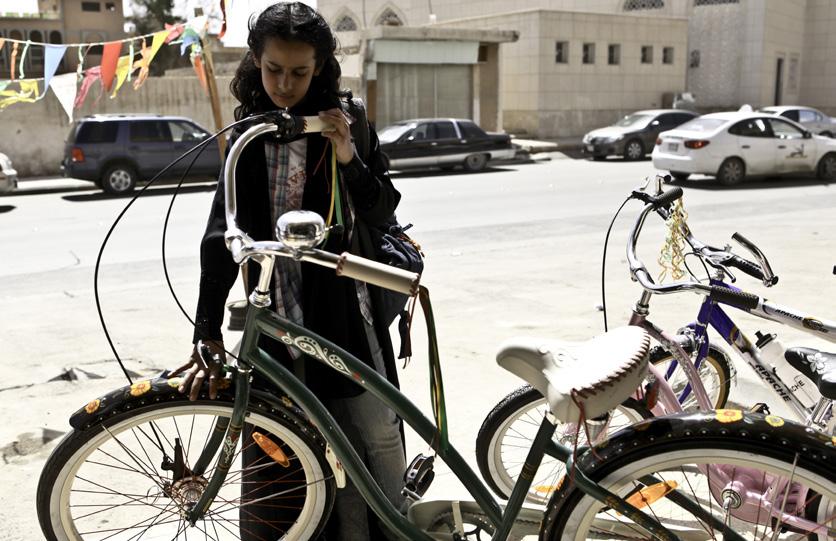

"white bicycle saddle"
[496,326,651,422]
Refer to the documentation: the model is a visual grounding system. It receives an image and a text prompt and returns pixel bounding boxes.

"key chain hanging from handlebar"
[658,197,689,282]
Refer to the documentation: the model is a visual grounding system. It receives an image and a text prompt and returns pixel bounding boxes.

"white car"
[0,152,18,194]
[652,112,836,185]
[757,106,836,137]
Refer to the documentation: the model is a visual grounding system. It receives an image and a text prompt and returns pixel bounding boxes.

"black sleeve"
[340,124,400,226]
[192,140,242,344]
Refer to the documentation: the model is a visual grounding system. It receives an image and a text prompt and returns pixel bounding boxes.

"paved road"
[1,157,834,539]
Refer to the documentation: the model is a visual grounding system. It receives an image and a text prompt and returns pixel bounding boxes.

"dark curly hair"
[230,2,346,120]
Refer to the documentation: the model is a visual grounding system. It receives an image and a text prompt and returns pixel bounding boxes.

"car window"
[74,121,119,144]
[728,118,772,138]
[769,119,805,139]
[458,120,487,139]
[675,117,726,133]
[169,121,208,142]
[433,121,458,139]
[798,110,818,124]
[615,114,652,128]
[408,123,433,141]
[378,123,413,144]
[779,109,800,122]
[130,121,172,143]
[671,113,696,125]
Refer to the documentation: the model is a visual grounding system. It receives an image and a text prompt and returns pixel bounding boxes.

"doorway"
[774,57,784,105]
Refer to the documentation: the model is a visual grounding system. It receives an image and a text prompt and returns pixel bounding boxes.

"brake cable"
[600,195,634,332]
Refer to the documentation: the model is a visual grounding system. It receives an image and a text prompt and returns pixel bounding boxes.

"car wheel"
[101,163,137,195]
[816,152,836,181]
[671,171,690,182]
[623,139,644,161]
[463,153,488,172]
[716,158,745,186]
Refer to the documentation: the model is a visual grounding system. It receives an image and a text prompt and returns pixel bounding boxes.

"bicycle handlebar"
[222,119,421,297]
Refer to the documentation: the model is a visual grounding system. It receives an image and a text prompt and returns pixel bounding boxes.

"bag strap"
[343,96,371,164]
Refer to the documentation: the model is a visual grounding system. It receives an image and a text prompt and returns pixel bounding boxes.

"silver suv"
[61,114,221,194]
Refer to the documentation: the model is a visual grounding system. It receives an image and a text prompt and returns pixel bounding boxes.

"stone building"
[317,0,836,138]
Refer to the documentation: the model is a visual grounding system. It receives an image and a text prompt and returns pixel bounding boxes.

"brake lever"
[731,232,778,287]
[702,250,737,283]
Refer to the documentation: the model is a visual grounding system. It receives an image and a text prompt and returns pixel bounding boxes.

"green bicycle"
[37,116,836,540]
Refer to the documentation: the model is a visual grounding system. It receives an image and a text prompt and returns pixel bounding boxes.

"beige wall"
[2,76,237,177]
[318,0,690,28]
[800,0,836,114]
[433,10,686,138]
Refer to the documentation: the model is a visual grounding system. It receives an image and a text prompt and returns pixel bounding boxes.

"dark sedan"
[378,118,515,172]
[583,109,698,160]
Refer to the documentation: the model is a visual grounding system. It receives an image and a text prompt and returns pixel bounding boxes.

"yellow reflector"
[625,480,678,510]
[252,432,290,467]
[533,485,558,494]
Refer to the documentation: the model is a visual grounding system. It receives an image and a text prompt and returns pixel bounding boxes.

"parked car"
[0,152,18,194]
[377,118,514,172]
[757,106,836,137]
[652,111,836,185]
[582,109,698,160]
[62,114,221,194]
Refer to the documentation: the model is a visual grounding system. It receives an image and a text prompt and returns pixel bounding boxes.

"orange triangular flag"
[10,41,18,81]
[192,54,208,94]
[0,38,5,52]
[100,41,122,92]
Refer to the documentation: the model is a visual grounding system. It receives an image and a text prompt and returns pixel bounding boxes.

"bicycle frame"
[179,299,688,540]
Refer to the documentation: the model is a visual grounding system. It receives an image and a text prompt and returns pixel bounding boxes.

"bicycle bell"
[276,210,325,250]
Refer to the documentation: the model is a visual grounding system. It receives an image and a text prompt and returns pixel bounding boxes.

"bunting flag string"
[0,10,221,118]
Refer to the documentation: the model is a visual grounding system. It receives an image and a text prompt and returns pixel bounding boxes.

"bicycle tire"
[648,343,732,411]
[540,410,836,541]
[37,378,336,541]
[475,385,650,505]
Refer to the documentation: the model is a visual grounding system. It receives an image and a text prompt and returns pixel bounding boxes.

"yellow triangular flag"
[110,54,134,98]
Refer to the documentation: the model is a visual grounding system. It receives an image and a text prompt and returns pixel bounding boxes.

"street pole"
[201,35,226,159]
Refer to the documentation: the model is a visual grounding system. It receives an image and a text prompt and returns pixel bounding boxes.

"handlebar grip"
[709,285,760,311]
[652,186,683,208]
[726,254,766,281]
[336,253,420,296]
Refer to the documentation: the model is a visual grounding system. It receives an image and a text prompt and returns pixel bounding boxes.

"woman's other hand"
[319,108,355,165]
[172,339,226,400]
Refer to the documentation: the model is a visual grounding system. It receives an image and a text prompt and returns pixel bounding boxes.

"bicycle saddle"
[784,347,836,399]
[496,326,650,422]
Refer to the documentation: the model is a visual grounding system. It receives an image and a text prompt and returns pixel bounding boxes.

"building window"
[334,15,358,31]
[787,54,799,92]
[82,2,101,12]
[376,8,403,26]
[663,47,674,64]
[689,50,700,68]
[29,30,44,70]
[105,2,116,11]
[641,45,653,64]
[582,43,595,64]
[608,44,621,65]
[694,0,739,6]
[623,0,664,10]
[555,41,569,64]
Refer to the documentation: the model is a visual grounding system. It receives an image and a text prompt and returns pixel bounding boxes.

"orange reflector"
[252,432,290,467]
[624,480,678,510]
[533,485,558,494]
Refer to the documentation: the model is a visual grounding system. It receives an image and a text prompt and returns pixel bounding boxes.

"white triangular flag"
[50,72,78,122]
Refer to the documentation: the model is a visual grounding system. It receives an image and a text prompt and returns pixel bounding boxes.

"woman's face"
[254,38,319,109]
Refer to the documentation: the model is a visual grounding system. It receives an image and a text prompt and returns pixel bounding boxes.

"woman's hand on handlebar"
[172,339,226,401]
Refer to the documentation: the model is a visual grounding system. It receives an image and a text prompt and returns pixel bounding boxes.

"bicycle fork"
[185,365,252,525]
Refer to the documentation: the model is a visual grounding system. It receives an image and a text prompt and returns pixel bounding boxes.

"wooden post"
[201,36,226,159]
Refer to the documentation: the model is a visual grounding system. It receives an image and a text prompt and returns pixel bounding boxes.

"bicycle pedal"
[403,454,435,498]
[749,402,770,414]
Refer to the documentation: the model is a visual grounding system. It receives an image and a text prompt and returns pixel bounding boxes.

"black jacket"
[193,114,401,398]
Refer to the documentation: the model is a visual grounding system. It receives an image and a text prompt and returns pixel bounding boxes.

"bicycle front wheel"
[37,391,335,540]
[541,410,836,541]
[649,344,732,411]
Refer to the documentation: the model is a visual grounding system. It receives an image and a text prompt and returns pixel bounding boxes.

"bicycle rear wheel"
[541,410,836,541]
[476,385,649,505]
[37,392,335,540]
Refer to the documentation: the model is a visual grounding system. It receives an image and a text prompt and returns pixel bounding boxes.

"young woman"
[172,3,405,539]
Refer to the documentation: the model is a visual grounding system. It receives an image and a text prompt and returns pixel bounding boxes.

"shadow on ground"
[670,174,834,191]
[0,205,15,213]
[62,182,216,202]
[390,165,518,179]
